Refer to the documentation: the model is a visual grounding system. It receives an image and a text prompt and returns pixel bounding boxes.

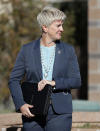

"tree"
[0,0,46,105]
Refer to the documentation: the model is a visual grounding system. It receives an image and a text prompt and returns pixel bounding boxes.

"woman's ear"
[42,25,48,33]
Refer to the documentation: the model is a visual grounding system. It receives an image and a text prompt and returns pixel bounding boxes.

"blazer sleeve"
[54,46,81,90]
[8,46,26,111]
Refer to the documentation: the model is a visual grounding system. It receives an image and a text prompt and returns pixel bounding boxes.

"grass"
[77,123,100,129]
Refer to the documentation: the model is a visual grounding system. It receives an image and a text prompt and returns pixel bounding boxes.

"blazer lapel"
[52,41,63,79]
[33,38,42,80]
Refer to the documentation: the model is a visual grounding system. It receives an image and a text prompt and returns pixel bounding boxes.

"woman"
[9,6,81,131]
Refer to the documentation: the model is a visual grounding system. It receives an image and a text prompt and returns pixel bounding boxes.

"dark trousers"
[22,104,72,131]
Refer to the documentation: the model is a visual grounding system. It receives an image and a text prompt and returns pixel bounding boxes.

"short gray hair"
[37,6,66,29]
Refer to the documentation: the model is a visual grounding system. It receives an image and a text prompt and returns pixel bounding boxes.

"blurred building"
[44,0,100,102]
[88,0,100,102]
[42,0,100,102]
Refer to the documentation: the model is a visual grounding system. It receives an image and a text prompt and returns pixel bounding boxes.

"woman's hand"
[38,80,55,91]
[20,104,35,118]
[46,80,56,86]
[38,80,47,91]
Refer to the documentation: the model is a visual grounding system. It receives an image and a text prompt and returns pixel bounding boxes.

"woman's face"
[43,20,64,41]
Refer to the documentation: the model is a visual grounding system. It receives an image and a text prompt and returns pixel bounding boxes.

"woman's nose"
[60,26,64,32]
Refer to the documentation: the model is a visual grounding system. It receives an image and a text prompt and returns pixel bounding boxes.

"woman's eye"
[57,25,60,27]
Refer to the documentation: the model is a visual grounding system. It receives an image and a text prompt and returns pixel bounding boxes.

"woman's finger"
[38,85,44,91]
[27,109,35,117]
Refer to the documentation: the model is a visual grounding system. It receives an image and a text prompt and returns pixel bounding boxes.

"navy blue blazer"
[9,38,81,114]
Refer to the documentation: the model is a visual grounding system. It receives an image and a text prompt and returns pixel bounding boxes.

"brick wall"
[88,0,100,102]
